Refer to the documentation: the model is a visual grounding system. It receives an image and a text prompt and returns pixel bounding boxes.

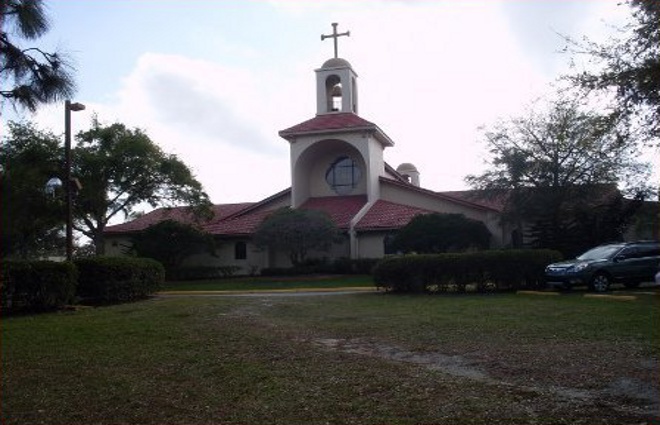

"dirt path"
[309,337,659,421]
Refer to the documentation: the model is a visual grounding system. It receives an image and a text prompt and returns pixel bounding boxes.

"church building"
[104,24,511,272]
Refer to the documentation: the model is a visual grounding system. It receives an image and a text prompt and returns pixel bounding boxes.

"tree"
[0,121,65,258]
[466,93,650,255]
[130,220,216,270]
[73,119,213,255]
[253,208,340,266]
[467,95,647,192]
[391,213,490,254]
[523,186,643,257]
[1,0,76,113]
[565,0,659,143]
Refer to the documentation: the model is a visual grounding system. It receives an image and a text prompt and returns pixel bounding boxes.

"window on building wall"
[234,241,247,260]
[325,156,361,195]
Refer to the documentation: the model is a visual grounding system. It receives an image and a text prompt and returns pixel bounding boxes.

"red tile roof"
[207,208,275,236]
[299,195,367,229]
[279,112,373,134]
[206,195,368,236]
[104,191,495,237]
[104,203,254,234]
[356,200,432,231]
[437,190,507,212]
[104,195,372,237]
[279,113,394,146]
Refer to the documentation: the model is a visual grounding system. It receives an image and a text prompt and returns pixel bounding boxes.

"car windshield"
[577,245,623,261]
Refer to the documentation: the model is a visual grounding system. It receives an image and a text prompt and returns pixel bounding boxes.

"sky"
[3,0,646,212]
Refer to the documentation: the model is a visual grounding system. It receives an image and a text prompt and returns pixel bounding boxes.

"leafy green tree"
[253,208,340,266]
[73,119,213,255]
[1,0,76,112]
[130,219,216,270]
[0,121,65,258]
[466,93,649,255]
[522,186,643,257]
[565,0,659,143]
[391,213,490,254]
[467,95,646,192]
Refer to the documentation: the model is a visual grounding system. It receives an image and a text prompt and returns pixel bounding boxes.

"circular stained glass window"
[325,156,361,195]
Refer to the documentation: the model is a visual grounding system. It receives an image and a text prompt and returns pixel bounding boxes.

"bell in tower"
[330,81,342,111]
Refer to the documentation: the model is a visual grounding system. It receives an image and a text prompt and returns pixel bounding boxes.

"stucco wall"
[267,234,351,268]
[356,232,386,258]
[104,235,270,275]
[290,134,387,206]
[183,239,268,275]
[381,181,506,248]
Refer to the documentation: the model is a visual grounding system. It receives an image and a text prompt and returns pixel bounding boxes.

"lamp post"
[64,100,85,261]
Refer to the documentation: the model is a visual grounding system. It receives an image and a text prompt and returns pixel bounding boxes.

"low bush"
[1,261,78,313]
[260,257,382,277]
[75,257,164,303]
[373,249,562,293]
[260,266,314,277]
[166,265,241,281]
[332,258,381,275]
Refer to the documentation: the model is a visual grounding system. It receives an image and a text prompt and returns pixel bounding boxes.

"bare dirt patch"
[310,337,660,420]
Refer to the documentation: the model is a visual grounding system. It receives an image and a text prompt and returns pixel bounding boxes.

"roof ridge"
[379,177,501,212]
[219,187,292,221]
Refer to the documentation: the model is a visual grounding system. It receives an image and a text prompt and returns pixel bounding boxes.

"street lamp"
[63,100,85,261]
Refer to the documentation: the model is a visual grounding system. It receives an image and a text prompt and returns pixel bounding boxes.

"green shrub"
[75,257,164,303]
[166,265,241,281]
[1,261,78,313]
[373,249,562,293]
[260,266,312,277]
[260,258,382,277]
[332,258,381,274]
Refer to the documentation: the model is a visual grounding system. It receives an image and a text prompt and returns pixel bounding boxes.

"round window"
[325,156,361,195]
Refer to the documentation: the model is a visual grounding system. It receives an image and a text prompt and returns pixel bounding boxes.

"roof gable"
[379,177,502,212]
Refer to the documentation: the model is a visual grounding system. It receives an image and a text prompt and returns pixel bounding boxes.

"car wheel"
[623,281,641,289]
[590,273,611,292]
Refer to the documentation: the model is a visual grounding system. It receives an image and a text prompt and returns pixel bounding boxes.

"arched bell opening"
[325,74,342,112]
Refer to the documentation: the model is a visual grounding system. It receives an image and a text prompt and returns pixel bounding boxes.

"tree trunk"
[94,232,105,256]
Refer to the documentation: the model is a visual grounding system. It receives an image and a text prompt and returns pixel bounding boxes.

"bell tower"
[280,22,394,209]
[316,23,358,115]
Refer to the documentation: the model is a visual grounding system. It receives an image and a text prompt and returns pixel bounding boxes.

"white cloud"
[28,52,294,206]
[18,0,655,210]
[309,1,550,190]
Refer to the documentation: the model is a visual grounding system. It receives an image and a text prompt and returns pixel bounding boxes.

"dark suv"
[544,241,660,292]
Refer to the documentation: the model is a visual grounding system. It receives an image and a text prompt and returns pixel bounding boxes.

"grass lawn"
[161,274,374,291]
[2,291,658,424]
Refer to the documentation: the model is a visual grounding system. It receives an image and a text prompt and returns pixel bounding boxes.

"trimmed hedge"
[166,265,241,281]
[75,257,165,303]
[331,258,381,275]
[1,261,78,313]
[261,258,381,277]
[373,249,563,293]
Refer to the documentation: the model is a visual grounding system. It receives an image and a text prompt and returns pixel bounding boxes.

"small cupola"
[396,163,420,187]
